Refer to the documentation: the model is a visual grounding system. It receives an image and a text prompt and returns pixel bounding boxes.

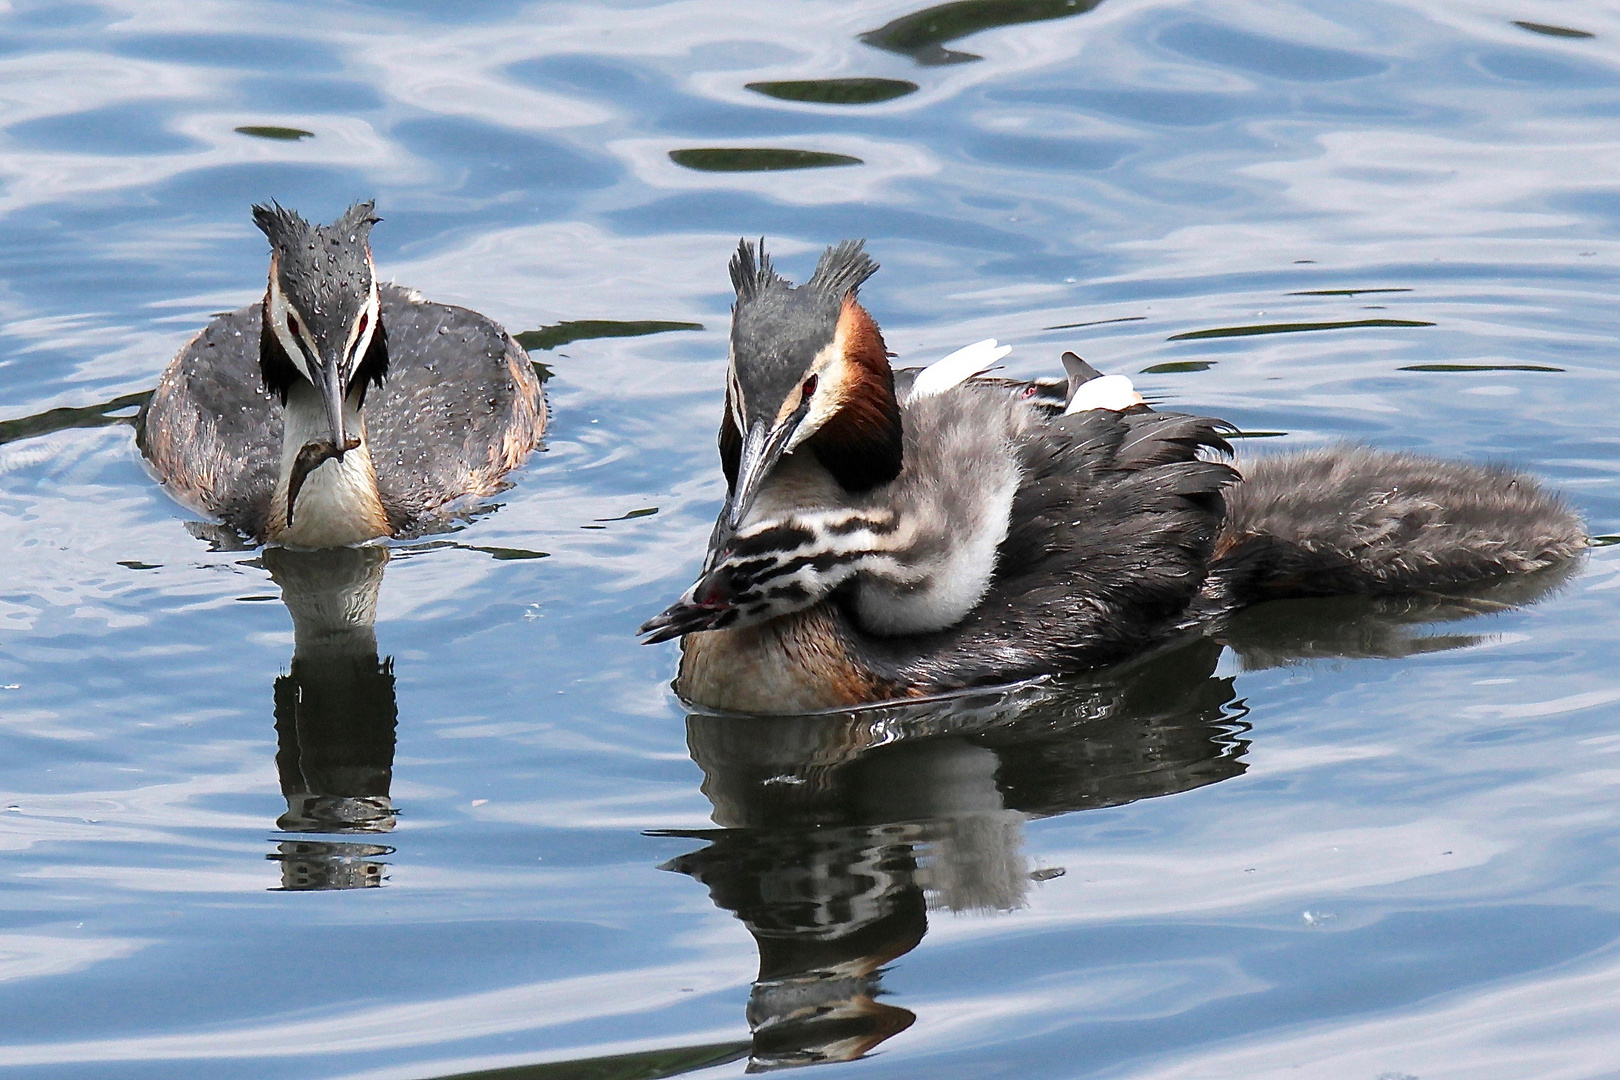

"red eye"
[287,313,299,336]
[356,313,368,338]
[802,374,818,398]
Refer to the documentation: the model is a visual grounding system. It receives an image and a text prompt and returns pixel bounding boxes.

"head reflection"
[662,639,1246,1072]
[262,546,397,891]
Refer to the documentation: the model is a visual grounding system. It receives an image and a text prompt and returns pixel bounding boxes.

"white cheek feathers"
[784,341,843,452]
[726,361,746,435]
[266,279,315,383]
[345,264,381,364]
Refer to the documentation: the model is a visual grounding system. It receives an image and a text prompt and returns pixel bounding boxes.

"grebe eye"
[801,374,818,399]
[356,312,368,339]
[287,313,299,337]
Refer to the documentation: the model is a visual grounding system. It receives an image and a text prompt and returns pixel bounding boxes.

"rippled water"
[3,1,1620,1077]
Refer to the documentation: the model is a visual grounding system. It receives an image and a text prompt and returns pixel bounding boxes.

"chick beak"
[638,566,738,643]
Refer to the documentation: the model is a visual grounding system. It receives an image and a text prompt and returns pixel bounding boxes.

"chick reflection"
[662,640,1244,1072]
[262,546,397,891]
[1213,559,1579,670]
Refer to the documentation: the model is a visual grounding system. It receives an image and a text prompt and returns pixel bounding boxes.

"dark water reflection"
[860,0,1104,66]
[1214,561,1582,669]
[0,390,149,446]
[264,548,399,890]
[660,568,1567,1073]
[744,80,920,106]
[666,641,1244,1071]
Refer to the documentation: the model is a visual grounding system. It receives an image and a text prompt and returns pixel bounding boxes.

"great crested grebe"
[138,201,545,548]
[640,239,1588,714]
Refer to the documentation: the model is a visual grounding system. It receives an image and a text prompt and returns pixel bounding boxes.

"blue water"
[3,1,1620,1077]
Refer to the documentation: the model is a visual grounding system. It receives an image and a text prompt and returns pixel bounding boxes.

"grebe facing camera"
[139,201,545,548]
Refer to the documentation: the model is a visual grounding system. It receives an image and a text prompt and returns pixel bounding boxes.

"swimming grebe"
[138,201,545,547]
[640,240,1587,713]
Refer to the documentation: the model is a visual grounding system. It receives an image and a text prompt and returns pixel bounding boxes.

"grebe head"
[253,200,388,459]
[639,240,906,644]
[720,238,900,534]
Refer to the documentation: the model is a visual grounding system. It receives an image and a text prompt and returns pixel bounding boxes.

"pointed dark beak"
[723,412,801,534]
[318,358,349,460]
[639,401,808,647]
[638,561,744,643]
[638,599,729,643]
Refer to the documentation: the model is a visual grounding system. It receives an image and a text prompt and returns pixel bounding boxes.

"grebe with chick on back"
[138,201,545,548]
[640,239,1588,714]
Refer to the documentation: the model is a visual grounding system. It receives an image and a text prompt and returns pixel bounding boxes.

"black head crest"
[729,237,788,303]
[251,200,308,252]
[253,200,386,402]
[807,239,878,301]
[252,200,376,323]
[251,199,378,264]
[335,199,381,239]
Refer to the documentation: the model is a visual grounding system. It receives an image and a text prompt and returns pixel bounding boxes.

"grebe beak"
[318,356,349,459]
[724,411,804,534]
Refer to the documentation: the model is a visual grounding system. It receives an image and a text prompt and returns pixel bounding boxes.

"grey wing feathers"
[891,366,920,400]
[1202,444,1588,609]
[864,408,1238,689]
[136,303,281,541]
[367,284,546,533]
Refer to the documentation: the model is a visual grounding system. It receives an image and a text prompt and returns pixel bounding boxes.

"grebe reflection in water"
[658,566,1572,1070]
[661,639,1245,1071]
[262,546,398,891]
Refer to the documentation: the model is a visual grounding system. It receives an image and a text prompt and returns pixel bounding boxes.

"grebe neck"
[270,382,389,548]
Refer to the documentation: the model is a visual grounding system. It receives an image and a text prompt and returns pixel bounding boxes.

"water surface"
[2,1,1620,1077]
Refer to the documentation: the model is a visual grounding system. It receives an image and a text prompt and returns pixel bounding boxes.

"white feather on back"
[1064,373,1144,414]
[907,338,1012,402]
